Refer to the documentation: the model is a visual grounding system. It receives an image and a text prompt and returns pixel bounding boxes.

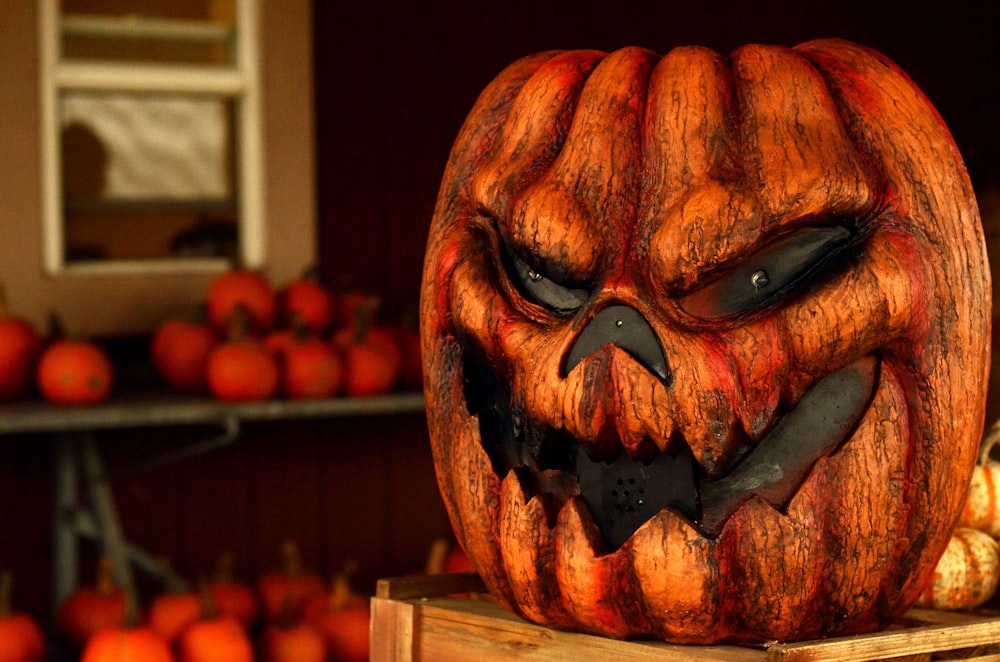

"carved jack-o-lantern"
[419,39,991,643]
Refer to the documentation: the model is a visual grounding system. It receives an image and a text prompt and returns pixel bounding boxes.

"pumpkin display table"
[370,574,1000,661]
[0,389,425,615]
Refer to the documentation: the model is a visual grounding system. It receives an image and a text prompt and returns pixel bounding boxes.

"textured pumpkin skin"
[420,40,991,643]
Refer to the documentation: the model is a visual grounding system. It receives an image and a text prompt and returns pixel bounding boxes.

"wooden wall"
[1,0,998,637]
[314,0,1000,318]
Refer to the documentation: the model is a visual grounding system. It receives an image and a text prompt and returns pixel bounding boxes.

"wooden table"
[0,389,426,614]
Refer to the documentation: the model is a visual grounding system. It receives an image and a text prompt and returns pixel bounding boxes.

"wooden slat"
[376,572,487,601]
[371,575,1000,662]
[765,615,1000,661]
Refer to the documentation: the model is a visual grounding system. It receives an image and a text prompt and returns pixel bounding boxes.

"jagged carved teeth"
[464,352,878,549]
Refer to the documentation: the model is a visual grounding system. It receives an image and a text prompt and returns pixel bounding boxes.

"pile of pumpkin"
[1,539,472,662]
[50,542,370,662]
[151,268,422,402]
[916,420,1000,610]
[0,284,115,406]
[0,269,422,407]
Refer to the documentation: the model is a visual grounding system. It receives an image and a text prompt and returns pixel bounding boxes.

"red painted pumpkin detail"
[420,41,991,643]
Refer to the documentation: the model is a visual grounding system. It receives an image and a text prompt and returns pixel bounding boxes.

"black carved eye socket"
[500,241,590,314]
[679,225,856,321]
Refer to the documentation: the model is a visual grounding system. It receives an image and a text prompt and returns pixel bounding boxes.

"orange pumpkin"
[332,298,403,396]
[302,572,370,662]
[277,326,344,399]
[206,268,277,332]
[206,311,279,402]
[0,571,45,662]
[150,315,217,393]
[0,286,41,401]
[420,40,990,643]
[256,541,326,624]
[258,603,326,662]
[176,584,254,662]
[56,558,127,649]
[80,624,172,662]
[176,615,253,662]
[147,562,200,643]
[209,552,260,630]
[280,269,336,333]
[916,527,1000,610]
[37,337,113,405]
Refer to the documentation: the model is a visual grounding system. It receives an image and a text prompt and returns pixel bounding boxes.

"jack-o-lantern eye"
[500,239,591,314]
[679,224,857,322]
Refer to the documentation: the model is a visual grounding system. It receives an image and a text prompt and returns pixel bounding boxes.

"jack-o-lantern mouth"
[464,352,878,549]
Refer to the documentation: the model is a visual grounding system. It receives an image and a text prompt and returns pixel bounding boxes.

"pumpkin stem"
[95,556,118,596]
[196,578,220,621]
[279,539,306,577]
[299,264,322,282]
[276,595,297,629]
[227,305,252,342]
[123,588,142,628]
[213,551,238,584]
[47,311,68,340]
[980,418,1000,465]
[351,296,381,344]
[0,570,13,618]
[289,314,311,342]
[425,538,449,575]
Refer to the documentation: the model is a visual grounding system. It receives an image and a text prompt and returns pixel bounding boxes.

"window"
[38,0,264,275]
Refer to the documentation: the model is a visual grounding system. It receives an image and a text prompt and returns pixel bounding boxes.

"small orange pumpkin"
[206,268,277,333]
[80,591,170,662]
[258,601,326,662]
[916,527,1000,610]
[176,586,253,662]
[256,541,326,624]
[0,571,46,662]
[206,310,279,402]
[150,315,217,393]
[280,268,335,333]
[56,557,127,649]
[277,324,344,399]
[147,561,200,643]
[37,336,113,405]
[0,285,41,401]
[332,298,403,396]
[209,552,260,630]
[302,571,370,662]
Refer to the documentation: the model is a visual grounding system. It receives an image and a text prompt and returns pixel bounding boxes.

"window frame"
[37,0,265,275]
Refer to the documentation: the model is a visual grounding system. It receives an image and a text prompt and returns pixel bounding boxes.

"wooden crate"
[370,574,1000,661]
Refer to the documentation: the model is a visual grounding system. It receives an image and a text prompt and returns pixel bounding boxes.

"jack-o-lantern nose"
[563,305,670,383]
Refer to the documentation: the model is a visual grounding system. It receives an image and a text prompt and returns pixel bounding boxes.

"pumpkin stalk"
[326,559,359,611]
[0,570,13,618]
